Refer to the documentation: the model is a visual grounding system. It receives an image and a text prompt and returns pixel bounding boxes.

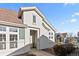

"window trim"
[49,32,53,39]
[0,34,6,50]
[0,26,6,32]
[33,15,36,24]
[10,34,18,49]
[9,27,18,32]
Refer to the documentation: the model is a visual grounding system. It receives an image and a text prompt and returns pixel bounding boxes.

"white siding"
[23,10,55,49]
[0,25,30,56]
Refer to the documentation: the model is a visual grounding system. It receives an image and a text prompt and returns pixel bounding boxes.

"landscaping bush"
[47,48,55,54]
[53,43,75,56]
[62,43,75,54]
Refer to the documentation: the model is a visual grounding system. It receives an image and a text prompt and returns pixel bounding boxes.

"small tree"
[65,33,77,45]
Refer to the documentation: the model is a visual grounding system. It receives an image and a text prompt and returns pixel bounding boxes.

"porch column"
[6,27,9,50]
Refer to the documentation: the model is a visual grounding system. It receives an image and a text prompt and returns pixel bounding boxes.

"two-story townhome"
[0,7,56,56]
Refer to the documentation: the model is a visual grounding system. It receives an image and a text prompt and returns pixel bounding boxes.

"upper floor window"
[33,15,36,24]
[49,32,53,35]
[0,26,6,32]
[51,33,53,35]
[49,32,53,39]
[9,27,18,32]
[49,33,50,35]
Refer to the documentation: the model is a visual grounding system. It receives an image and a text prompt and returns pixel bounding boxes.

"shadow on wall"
[7,44,31,56]
[37,35,55,49]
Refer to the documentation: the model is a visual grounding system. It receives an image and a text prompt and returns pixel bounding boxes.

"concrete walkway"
[28,49,54,56]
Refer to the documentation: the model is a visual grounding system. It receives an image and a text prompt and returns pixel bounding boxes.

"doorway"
[30,30,37,49]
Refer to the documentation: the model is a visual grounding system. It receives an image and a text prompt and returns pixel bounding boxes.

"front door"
[30,30,37,48]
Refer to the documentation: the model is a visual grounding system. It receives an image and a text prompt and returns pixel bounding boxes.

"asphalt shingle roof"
[0,9,22,24]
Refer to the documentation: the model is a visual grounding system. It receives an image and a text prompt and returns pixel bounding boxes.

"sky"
[0,3,79,33]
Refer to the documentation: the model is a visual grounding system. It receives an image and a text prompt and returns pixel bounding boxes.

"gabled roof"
[18,7,56,32]
[0,8,22,24]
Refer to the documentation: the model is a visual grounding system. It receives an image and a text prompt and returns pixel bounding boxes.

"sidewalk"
[28,49,54,56]
[18,49,54,56]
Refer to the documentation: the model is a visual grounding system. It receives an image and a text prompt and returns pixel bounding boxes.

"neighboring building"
[56,33,67,43]
[75,37,79,42]
[0,7,56,56]
[77,32,79,37]
[65,37,77,44]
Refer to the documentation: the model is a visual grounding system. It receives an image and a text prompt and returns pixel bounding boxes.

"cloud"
[72,12,79,17]
[72,14,75,17]
[75,13,79,15]
[70,19,77,23]
[60,22,65,26]
[61,18,77,26]
[64,3,75,6]
[61,22,65,25]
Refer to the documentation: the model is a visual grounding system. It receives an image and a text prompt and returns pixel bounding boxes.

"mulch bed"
[42,48,56,55]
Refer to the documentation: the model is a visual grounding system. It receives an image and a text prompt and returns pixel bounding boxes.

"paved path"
[28,49,54,56]
[18,49,54,56]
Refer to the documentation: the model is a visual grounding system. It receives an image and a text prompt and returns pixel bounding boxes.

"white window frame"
[9,34,18,49]
[0,26,6,32]
[9,27,19,49]
[33,15,36,24]
[0,26,6,50]
[0,34,6,50]
[9,27,18,32]
[0,26,19,50]
[49,31,53,39]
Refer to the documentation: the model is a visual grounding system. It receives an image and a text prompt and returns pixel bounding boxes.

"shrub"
[47,48,55,54]
[53,44,66,56]
[53,43,75,56]
[62,43,75,54]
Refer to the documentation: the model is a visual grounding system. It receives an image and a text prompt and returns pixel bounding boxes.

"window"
[49,36,50,39]
[0,26,6,31]
[51,37,53,39]
[10,34,17,48]
[49,32,53,39]
[0,34,6,50]
[9,27,18,32]
[49,33,50,35]
[19,28,25,39]
[51,33,53,35]
[49,32,53,35]
[33,15,36,23]
[49,36,53,39]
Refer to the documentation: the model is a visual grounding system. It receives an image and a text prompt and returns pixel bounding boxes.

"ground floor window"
[10,34,18,48]
[0,26,19,50]
[0,34,6,50]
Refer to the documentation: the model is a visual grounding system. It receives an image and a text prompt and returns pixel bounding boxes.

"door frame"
[30,30,37,48]
[29,27,40,49]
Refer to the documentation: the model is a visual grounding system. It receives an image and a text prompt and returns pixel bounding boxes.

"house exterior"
[56,33,67,43]
[0,7,56,56]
